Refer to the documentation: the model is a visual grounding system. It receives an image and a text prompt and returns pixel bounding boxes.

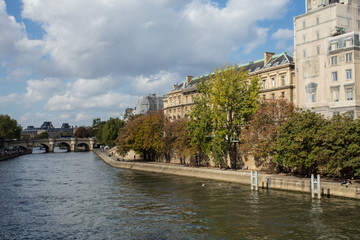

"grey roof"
[170,52,293,93]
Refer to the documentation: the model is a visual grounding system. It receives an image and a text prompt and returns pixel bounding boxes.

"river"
[0,151,359,239]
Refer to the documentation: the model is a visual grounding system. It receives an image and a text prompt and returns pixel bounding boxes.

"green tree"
[92,118,106,138]
[188,65,260,168]
[0,114,22,140]
[99,118,125,147]
[314,114,360,178]
[272,110,326,174]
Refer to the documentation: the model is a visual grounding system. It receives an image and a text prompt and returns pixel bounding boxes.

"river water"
[0,152,359,240]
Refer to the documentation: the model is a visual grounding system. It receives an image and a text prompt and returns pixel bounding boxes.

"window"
[281,76,285,86]
[346,87,353,100]
[169,98,172,106]
[332,88,339,102]
[316,17,320,25]
[317,46,320,55]
[272,78,275,88]
[263,80,266,89]
[174,98,176,105]
[186,96,188,103]
[303,21,306,28]
[345,39,353,47]
[332,71,338,81]
[263,95,266,100]
[303,49,307,57]
[330,42,338,51]
[191,95,193,102]
[346,69,352,80]
[316,31,320,40]
[281,92,285,98]
[272,93,275,100]
[346,53,353,63]
[333,111,340,117]
[331,56,338,65]
[303,35,306,43]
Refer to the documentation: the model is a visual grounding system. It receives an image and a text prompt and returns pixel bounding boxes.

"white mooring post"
[251,170,258,191]
[311,174,321,199]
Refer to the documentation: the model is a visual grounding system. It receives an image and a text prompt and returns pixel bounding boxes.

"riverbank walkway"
[94,149,360,200]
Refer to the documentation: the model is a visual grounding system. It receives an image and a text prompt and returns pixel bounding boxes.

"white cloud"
[2,0,292,126]
[23,78,63,104]
[0,93,20,107]
[272,28,293,40]
[272,28,294,52]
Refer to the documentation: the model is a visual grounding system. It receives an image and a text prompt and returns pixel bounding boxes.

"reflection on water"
[0,152,359,239]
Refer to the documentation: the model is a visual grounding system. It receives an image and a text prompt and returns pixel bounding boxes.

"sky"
[0,0,305,128]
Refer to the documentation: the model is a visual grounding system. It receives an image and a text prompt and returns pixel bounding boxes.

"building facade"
[22,121,74,139]
[135,94,166,115]
[163,52,295,120]
[295,0,360,117]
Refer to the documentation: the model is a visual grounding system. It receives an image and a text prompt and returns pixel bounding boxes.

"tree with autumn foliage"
[188,65,260,168]
[164,119,196,164]
[241,99,295,172]
[117,111,164,161]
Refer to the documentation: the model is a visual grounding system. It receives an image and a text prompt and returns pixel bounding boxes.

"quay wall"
[94,149,360,200]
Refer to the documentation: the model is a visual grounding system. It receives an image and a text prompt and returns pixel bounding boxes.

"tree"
[0,114,22,140]
[272,110,326,174]
[99,118,125,147]
[241,99,295,171]
[314,114,360,178]
[188,65,260,168]
[92,118,106,138]
[74,127,92,138]
[117,111,164,161]
[164,119,196,164]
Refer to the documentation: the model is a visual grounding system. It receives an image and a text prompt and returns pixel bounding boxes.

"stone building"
[163,52,295,120]
[22,121,74,139]
[295,0,360,117]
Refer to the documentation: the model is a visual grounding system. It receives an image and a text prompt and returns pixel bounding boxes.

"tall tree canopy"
[241,99,295,171]
[117,111,164,161]
[0,114,22,140]
[188,65,260,168]
[97,118,125,147]
[74,127,93,138]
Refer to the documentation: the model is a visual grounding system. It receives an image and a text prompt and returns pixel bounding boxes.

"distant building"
[163,52,295,120]
[21,122,74,139]
[135,94,166,115]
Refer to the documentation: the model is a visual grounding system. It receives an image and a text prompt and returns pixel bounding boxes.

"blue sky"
[0,0,305,128]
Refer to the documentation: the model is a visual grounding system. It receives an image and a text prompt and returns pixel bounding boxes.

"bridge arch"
[54,141,71,152]
[76,142,90,151]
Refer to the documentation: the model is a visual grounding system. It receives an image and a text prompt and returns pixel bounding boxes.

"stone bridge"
[7,138,96,153]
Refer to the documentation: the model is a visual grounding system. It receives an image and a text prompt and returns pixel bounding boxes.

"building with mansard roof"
[163,52,295,120]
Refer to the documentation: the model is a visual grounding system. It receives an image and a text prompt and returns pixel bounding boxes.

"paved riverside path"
[93,149,360,200]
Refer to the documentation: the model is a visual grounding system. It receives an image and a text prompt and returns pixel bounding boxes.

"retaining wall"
[94,149,360,200]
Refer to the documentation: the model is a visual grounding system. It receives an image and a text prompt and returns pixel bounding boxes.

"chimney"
[186,75,193,84]
[264,52,275,65]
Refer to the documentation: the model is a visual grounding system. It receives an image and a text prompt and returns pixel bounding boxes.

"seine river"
[0,151,359,239]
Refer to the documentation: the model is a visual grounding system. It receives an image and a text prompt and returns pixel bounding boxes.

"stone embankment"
[0,149,32,161]
[94,149,360,200]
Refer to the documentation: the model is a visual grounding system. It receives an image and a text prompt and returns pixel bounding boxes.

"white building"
[295,0,360,117]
